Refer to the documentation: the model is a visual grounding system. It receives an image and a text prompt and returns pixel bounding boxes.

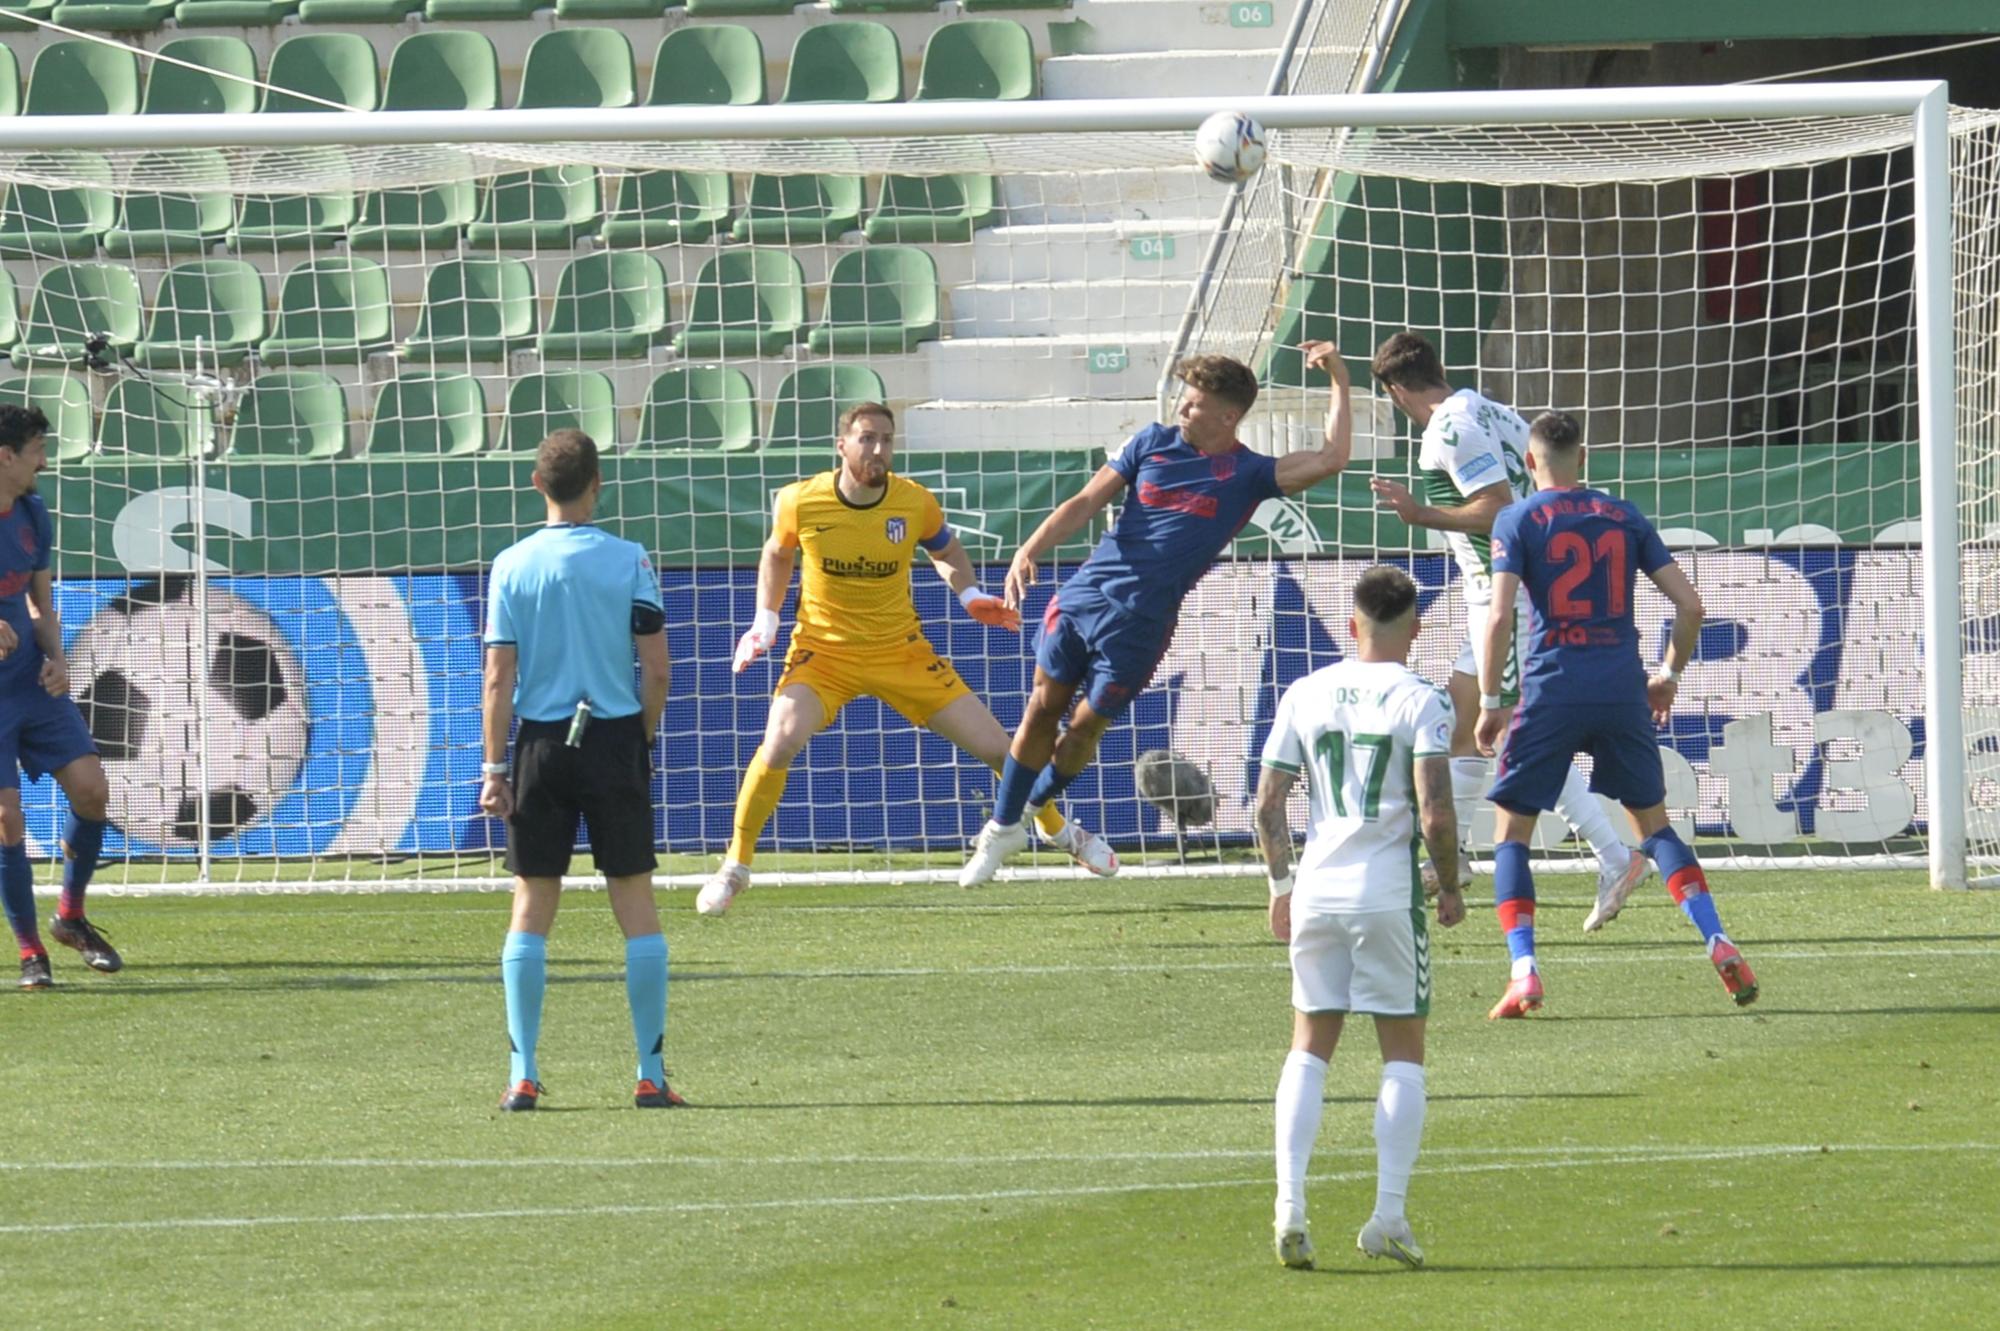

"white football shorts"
[1289,905,1432,1017]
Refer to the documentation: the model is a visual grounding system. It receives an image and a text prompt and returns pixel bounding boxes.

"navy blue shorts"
[1487,695,1665,815]
[0,687,99,790]
[1034,596,1173,720]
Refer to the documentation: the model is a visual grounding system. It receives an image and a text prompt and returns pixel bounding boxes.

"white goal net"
[0,76,1981,891]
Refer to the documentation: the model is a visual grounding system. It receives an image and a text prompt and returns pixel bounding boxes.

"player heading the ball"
[704,402,1116,916]
[959,347,1354,888]
[1476,411,1758,1016]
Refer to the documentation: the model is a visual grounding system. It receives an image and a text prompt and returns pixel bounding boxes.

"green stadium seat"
[826,0,931,12]
[383,31,499,112]
[466,166,601,249]
[425,0,542,17]
[516,27,635,109]
[553,0,673,18]
[24,40,140,116]
[781,22,902,104]
[0,269,18,355]
[173,0,301,23]
[634,366,757,452]
[0,1,56,37]
[106,149,234,257]
[98,378,215,461]
[649,25,765,106]
[262,33,379,113]
[402,257,537,363]
[537,252,669,360]
[298,0,424,20]
[672,249,805,359]
[0,374,92,462]
[683,0,791,16]
[732,173,863,243]
[350,179,477,252]
[865,173,998,243]
[258,256,393,365]
[50,0,175,32]
[0,44,17,117]
[133,259,267,372]
[229,371,349,460]
[0,152,115,258]
[808,247,940,354]
[600,169,731,247]
[501,370,617,453]
[364,375,487,457]
[229,148,356,252]
[768,364,888,450]
[918,19,1037,100]
[141,36,260,115]
[12,262,143,368]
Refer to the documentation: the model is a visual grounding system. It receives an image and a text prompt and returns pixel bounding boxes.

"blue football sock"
[59,814,105,919]
[1,841,38,954]
[1492,840,1537,974]
[1026,762,1080,811]
[625,933,669,1087]
[501,931,548,1085]
[1642,829,1727,945]
[993,753,1037,827]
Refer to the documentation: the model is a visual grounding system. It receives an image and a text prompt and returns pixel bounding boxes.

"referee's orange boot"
[635,1078,687,1109]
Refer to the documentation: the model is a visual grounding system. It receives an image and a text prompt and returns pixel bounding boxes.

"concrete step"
[952,276,1276,339]
[1053,0,1307,56]
[973,219,1217,283]
[999,168,1234,225]
[1041,49,1283,100]
[903,396,1156,453]
[921,332,1174,401]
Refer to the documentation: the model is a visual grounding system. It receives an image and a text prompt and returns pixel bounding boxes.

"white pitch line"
[67,943,2000,991]
[2,1142,1995,1175]
[2,1143,1990,1239]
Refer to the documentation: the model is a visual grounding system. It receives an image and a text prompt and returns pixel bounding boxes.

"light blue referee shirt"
[484,524,663,722]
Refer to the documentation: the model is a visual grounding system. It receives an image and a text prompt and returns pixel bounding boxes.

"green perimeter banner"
[39,443,1917,576]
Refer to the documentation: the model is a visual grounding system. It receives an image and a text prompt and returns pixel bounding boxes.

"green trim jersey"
[1416,387,1531,605]
[1260,659,1455,914]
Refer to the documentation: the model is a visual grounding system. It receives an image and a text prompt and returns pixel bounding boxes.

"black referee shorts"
[505,711,658,880]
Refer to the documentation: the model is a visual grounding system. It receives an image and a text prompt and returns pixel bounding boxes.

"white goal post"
[0,79,1979,892]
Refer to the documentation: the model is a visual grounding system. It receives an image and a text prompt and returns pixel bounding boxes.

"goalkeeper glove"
[733,608,780,673]
[960,585,1021,632]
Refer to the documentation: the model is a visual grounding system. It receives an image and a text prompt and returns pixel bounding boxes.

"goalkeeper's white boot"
[696,862,749,917]
[1583,847,1653,932]
[959,820,1029,888]
[1357,1214,1424,1268]
[1045,820,1119,877]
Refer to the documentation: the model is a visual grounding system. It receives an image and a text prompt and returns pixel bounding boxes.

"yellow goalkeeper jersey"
[773,471,951,649]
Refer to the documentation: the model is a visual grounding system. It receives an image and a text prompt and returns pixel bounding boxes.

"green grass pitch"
[4,869,1997,1329]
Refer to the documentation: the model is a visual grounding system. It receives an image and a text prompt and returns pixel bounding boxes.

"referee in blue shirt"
[480,429,676,1111]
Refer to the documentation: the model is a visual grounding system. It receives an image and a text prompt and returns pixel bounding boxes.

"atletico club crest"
[885,517,906,544]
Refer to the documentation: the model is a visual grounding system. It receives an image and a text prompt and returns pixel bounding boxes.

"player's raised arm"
[1645,560,1705,725]
[1273,341,1353,495]
[1001,463,1129,609]
[1474,569,1521,757]
[1372,475,1512,535]
[733,490,801,673]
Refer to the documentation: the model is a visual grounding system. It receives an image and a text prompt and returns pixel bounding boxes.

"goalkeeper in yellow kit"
[697,402,1117,914]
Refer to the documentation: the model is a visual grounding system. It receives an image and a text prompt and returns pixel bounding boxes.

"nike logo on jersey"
[810,524,834,533]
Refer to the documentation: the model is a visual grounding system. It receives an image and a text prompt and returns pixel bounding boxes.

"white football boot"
[1274,1223,1315,1270]
[696,862,749,917]
[1045,820,1119,877]
[958,820,1029,888]
[1357,1214,1425,1268]
[1583,847,1653,932]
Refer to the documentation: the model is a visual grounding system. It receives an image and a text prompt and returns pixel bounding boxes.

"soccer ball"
[1194,111,1267,185]
[68,577,309,845]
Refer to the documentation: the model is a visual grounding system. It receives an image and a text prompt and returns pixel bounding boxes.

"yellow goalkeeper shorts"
[776,632,972,726]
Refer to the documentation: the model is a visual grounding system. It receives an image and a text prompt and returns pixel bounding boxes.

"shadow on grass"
[1347,1257,2000,1276]
[1547,1004,2000,1020]
[691,1090,1638,1111]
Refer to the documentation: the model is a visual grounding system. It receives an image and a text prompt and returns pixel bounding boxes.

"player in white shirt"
[1365,331,1650,930]
[1255,565,1466,1273]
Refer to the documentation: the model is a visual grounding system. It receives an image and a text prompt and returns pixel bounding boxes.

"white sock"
[1555,764,1627,864]
[1449,757,1489,853]
[1274,1049,1328,1228]
[1373,1060,1428,1222]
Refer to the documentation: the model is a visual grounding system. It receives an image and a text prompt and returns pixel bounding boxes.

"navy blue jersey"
[1489,486,1673,706]
[0,494,52,690]
[1055,424,1283,625]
